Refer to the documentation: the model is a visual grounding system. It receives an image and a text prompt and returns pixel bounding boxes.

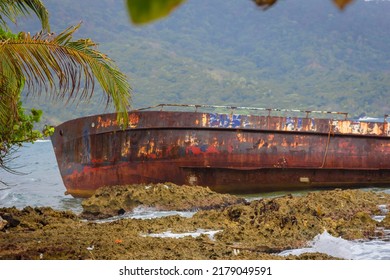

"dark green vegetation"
[21,0,390,126]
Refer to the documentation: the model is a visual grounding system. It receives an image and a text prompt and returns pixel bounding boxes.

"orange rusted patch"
[128,113,139,128]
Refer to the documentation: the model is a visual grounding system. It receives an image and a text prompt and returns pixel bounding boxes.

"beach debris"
[86,245,94,251]
[0,216,7,231]
[0,213,20,229]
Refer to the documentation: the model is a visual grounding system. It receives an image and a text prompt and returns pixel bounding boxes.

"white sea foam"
[130,207,195,219]
[378,204,389,214]
[34,139,51,143]
[93,206,196,223]
[141,229,222,240]
[279,230,390,260]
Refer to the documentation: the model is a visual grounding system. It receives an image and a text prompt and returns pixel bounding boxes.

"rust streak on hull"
[51,104,390,197]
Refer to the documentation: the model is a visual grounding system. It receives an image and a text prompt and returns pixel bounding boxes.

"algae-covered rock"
[191,189,390,249]
[0,206,337,260]
[81,183,246,219]
[0,206,78,232]
[1,189,389,260]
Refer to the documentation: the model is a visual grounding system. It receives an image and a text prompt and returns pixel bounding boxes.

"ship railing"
[136,103,350,120]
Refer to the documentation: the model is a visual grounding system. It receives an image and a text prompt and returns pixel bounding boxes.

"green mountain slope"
[19,0,390,125]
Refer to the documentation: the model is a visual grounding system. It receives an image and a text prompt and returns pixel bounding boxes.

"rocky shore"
[80,183,246,220]
[1,184,390,260]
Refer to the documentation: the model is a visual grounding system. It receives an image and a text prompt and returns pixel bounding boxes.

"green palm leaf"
[0,0,49,31]
[0,23,131,123]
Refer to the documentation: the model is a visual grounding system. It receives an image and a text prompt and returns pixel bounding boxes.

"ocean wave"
[35,139,51,143]
[91,206,195,223]
[279,230,390,260]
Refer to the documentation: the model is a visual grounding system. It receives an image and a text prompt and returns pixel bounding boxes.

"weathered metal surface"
[51,104,390,197]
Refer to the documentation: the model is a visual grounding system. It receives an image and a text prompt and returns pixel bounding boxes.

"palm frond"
[0,24,131,122]
[0,71,21,126]
[0,0,49,31]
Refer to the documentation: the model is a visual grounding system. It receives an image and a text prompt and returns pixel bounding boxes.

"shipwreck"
[51,104,390,197]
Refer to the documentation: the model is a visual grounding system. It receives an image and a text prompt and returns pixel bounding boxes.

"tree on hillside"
[0,0,131,176]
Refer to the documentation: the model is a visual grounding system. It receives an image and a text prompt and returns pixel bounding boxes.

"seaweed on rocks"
[80,183,246,219]
[1,187,390,260]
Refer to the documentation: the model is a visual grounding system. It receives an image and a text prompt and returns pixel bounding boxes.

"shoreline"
[1,186,390,260]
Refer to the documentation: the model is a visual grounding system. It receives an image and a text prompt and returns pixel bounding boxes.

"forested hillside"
[18,0,390,125]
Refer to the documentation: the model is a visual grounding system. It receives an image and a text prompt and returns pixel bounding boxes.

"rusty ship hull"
[50,104,390,198]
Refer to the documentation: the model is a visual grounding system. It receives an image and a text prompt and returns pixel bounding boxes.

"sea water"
[1,141,390,260]
[279,230,390,260]
[0,140,83,213]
